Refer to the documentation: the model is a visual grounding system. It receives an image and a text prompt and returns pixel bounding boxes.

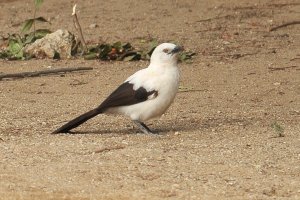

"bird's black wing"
[97,82,158,111]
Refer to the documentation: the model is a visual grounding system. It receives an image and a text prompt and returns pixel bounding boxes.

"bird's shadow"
[52,116,254,135]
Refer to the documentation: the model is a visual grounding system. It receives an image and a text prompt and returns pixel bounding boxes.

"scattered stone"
[89,23,98,29]
[24,29,75,59]
[273,82,281,86]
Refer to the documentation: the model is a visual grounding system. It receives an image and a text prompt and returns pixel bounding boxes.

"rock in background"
[24,29,75,59]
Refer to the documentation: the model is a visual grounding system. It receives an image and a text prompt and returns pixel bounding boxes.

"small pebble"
[273,82,280,86]
[174,131,180,135]
[89,23,98,29]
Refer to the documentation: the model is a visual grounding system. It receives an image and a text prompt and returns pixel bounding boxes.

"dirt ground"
[0,0,300,199]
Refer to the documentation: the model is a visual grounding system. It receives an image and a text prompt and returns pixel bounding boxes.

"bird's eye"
[163,48,169,53]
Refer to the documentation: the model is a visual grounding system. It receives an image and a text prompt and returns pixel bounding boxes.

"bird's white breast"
[116,64,180,121]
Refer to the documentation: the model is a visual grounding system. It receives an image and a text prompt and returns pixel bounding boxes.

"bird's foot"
[133,120,156,134]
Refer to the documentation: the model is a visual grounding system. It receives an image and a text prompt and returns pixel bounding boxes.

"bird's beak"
[168,45,183,55]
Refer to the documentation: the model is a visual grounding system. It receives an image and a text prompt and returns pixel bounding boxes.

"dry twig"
[290,57,300,61]
[270,21,300,31]
[268,66,298,71]
[94,145,125,153]
[0,67,93,80]
[72,4,88,53]
[267,3,300,8]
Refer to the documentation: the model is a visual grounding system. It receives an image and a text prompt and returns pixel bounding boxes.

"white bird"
[52,43,182,134]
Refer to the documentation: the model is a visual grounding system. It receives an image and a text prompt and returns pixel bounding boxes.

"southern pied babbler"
[52,43,182,134]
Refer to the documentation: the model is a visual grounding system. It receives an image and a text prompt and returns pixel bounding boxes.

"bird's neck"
[148,61,178,70]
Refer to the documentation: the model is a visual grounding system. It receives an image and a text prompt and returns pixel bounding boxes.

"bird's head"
[150,43,183,66]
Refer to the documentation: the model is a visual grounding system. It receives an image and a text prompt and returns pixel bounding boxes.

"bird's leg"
[133,120,154,134]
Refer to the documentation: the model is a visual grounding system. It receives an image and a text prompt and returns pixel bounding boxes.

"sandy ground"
[0,0,300,199]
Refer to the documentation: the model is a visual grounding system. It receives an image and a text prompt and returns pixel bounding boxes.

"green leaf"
[8,40,22,54]
[8,39,24,58]
[21,19,34,33]
[24,29,51,44]
[0,51,9,59]
[271,122,284,137]
[179,51,196,62]
[180,53,187,61]
[88,45,100,53]
[84,52,98,60]
[123,55,136,61]
[149,40,158,49]
[34,29,51,38]
[99,44,112,60]
[34,17,49,23]
[122,52,141,61]
[147,40,158,56]
[34,0,44,8]
[122,43,132,50]
[21,17,49,33]
[112,41,122,51]
[24,34,35,44]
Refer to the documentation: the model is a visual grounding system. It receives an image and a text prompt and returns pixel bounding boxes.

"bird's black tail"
[52,108,103,134]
